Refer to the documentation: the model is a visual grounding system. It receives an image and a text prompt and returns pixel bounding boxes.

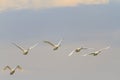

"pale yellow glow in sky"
[51,0,109,7]
[0,0,109,11]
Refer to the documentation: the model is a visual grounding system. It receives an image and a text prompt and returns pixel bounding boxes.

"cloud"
[0,0,109,12]
[0,0,30,11]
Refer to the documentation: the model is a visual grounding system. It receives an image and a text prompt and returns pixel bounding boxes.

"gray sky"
[0,0,120,80]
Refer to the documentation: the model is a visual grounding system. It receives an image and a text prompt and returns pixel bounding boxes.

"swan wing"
[29,43,39,50]
[44,41,55,47]
[82,53,89,56]
[57,39,63,46]
[3,66,12,71]
[16,65,22,71]
[99,46,110,51]
[12,43,24,52]
[68,50,75,56]
[82,52,93,56]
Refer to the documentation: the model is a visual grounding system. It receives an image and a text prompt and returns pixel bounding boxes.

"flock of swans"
[3,39,110,75]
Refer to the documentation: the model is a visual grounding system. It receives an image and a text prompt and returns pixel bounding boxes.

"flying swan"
[12,42,39,55]
[3,65,22,75]
[44,39,63,50]
[83,46,110,56]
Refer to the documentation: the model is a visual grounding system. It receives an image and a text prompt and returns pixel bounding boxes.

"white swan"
[68,47,93,56]
[3,65,22,75]
[44,39,63,50]
[83,46,110,56]
[12,42,39,55]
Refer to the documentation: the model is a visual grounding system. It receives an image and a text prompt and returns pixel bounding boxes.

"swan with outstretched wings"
[83,46,110,56]
[3,65,22,75]
[44,39,63,50]
[12,42,39,55]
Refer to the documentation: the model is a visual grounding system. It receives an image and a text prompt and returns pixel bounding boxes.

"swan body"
[83,46,110,56]
[12,42,39,55]
[3,65,22,75]
[44,39,63,50]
